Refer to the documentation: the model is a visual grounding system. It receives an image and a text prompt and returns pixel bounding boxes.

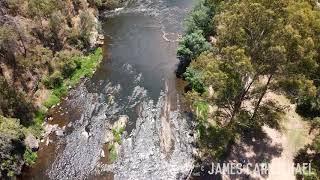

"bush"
[0,77,35,125]
[185,0,215,36]
[184,68,205,93]
[61,59,80,78]
[296,95,320,118]
[43,71,63,89]
[43,93,60,108]
[23,148,37,166]
[176,30,211,76]
[0,116,25,178]
[108,143,117,162]
[79,10,95,48]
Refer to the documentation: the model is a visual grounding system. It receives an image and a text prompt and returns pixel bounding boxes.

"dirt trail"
[226,92,312,180]
[265,93,312,180]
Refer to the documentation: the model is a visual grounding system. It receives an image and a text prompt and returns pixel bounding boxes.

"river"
[21,0,195,179]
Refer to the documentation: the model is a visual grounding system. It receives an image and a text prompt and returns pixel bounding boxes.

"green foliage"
[297,95,320,118]
[79,10,96,48]
[194,101,209,120]
[0,77,35,125]
[42,48,102,108]
[48,10,65,50]
[4,0,25,15]
[108,143,117,162]
[23,148,37,166]
[43,71,63,89]
[197,121,233,160]
[62,59,80,78]
[27,0,57,19]
[184,68,205,93]
[0,24,19,59]
[43,93,60,108]
[0,116,25,178]
[112,127,125,144]
[295,135,320,179]
[185,0,215,36]
[181,0,320,164]
[176,30,211,76]
[177,30,211,61]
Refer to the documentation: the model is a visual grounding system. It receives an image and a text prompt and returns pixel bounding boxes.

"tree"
[176,30,211,76]
[0,24,19,66]
[0,77,34,126]
[79,10,96,49]
[49,11,66,51]
[0,116,25,178]
[183,0,320,162]
[185,0,215,37]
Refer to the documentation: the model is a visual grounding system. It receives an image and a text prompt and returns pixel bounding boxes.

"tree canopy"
[180,1,320,175]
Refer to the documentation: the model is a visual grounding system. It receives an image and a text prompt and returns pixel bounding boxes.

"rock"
[44,124,59,137]
[25,134,39,151]
[104,130,114,143]
[100,149,105,158]
[208,85,214,98]
[81,131,89,139]
[113,115,128,130]
[45,137,52,146]
[67,122,72,127]
[209,36,217,44]
[208,105,218,115]
[192,148,198,157]
[114,142,120,154]
[108,95,114,104]
[55,129,64,136]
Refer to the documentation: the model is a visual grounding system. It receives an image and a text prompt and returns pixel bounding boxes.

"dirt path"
[265,93,312,180]
[225,92,312,180]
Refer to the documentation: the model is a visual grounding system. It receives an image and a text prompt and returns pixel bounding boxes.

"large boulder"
[24,134,39,151]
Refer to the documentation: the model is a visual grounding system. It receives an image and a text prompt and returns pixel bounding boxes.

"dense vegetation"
[179,0,320,178]
[0,0,115,177]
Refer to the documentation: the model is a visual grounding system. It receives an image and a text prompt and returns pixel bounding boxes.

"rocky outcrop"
[24,134,39,151]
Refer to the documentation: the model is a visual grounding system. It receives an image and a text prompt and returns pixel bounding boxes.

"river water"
[21,0,195,179]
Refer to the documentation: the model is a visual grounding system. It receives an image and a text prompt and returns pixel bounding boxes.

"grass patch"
[44,93,60,108]
[108,143,117,162]
[194,101,209,120]
[112,127,125,144]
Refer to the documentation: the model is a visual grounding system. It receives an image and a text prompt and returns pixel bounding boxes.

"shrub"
[184,67,205,93]
[61,59,80,78]
[108,143,117,162]
[296,95,320,118]
[79,10,95,48]
[23,148,37,166]
[0,116,25,178]
[43,93,60,108]
[176,30,211,76]
[185,0,215,36]
[43,71,63,89]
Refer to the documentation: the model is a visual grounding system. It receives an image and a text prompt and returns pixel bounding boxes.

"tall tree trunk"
[251,73,273,121]
[228,74,258,127]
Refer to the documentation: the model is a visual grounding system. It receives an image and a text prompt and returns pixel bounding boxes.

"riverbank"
[24,47,103,166]
[31,48,103,136]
